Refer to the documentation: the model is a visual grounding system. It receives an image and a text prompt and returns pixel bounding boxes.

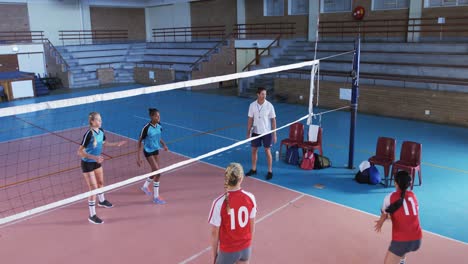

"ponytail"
[385,171,412,214]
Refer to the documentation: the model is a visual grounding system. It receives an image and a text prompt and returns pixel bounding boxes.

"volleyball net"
[0,48,358,226]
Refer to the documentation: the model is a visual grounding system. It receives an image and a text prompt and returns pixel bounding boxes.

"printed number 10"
[229,206,249,230]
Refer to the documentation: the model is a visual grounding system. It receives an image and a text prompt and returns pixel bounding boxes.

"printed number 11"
[403,197,418,216]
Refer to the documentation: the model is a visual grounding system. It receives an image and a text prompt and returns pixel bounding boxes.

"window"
[373,0,409,10]
[426,0,468,7]
[289,0,309,15]
[264,0,285,16]
[321,0,352,13]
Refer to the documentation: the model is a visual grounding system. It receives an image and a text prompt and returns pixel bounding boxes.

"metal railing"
[242,35,281,71]
[59,30,128,45]
[319,16,468,42]
[44,39,69,70]
[190,33,234,69]
[0,31,68,71]
[152,25,226,42]
[283,69,468,88]
[407,16,468,42]
[0,31,45,43]
[135,61,174,69]
[233,23,295,39]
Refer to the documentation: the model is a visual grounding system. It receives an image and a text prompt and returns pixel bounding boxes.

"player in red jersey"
[375,171,422,264]
[208,163,257,264]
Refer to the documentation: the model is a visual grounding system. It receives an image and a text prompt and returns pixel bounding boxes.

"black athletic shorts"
[81,161,102,173]
[144,149,159,157]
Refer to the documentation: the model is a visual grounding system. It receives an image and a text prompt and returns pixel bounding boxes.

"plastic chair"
[279,123,304,157]
[369,137,396,184]
[391,141,422,190]
[298,127,323,156]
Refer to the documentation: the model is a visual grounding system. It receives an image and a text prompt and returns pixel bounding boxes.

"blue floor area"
[0,84,144,108]
[1,86,467,243]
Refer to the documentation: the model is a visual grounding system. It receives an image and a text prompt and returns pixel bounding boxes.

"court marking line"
[2,123,467,245]
[164,123,243,145]
[0,130,135,189]
[0,119,242,190]
[0,125,84,144]
[7,115,468,174]
[10,118,114,159]
[187,158,468,246]
[14,117,84,146]
[134,115,241,142]
[137,116,468,174]
[420,162,468,174]
[178,194,306,264]
[0,152,203,229]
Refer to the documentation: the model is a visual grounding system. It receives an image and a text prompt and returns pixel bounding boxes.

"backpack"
[355,168,370,184]
[300,150,315,170]
[285,146,300,165]
[355,165,381,185]
[368,166,381,185]
[313,153,331,169]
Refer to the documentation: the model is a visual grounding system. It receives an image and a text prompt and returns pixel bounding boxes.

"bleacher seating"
[57,41,220,88]
[241,41,468,97]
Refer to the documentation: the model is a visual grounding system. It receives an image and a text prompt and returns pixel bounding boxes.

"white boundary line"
[149,141,468,248]
[2,121,467,246]
[0,131,202,228]
[178,194,306,264]
[0,160,200,229]
[195,158,468,246]
[134,115,240,142]
[0,114,309,225]
[0,125,85,144]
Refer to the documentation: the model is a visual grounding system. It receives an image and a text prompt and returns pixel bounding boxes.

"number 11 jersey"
[382,190,422,241]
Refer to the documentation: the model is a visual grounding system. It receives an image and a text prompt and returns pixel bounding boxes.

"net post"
[347,36,361,169]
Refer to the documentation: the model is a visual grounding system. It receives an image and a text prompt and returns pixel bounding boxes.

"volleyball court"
[0,46,466,263]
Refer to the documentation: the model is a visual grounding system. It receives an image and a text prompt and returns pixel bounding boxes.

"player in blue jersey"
[78,112,126,224]
[137,108,168,204]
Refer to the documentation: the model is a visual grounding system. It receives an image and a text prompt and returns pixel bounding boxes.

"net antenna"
[308,14,320,128]
[307,62,319,126]
[314,15,321,108]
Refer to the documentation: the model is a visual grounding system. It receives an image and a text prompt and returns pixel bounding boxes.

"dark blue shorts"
[389,239,421,257]
[251,133,272,148]
[144,149,159,157]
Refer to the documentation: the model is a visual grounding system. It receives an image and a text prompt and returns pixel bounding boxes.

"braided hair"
[224,163,244,213]
[385,171,412,214]
[88,112,100,148]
